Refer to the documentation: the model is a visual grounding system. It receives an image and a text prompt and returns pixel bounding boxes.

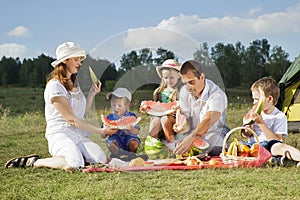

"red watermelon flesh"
[242,87,265,125]
[192,138,209,150]
[139,100,177,116]
[175,109,187,131]
[101,115,141,129]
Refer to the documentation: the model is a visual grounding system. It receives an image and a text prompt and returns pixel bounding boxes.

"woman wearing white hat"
[5,42,108,171]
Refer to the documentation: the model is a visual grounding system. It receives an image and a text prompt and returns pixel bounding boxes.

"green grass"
[1,87,300,199]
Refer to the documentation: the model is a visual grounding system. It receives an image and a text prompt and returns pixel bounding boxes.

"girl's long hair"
[46,63,77,91]
[153,79,180,102]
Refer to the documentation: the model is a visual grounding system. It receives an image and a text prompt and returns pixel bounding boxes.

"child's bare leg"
[148,116,161,138]
[129,140,139,153]
[107,142,119,154]
[271,143,300,162]
[160,115,175,143]
[34,156,73,171]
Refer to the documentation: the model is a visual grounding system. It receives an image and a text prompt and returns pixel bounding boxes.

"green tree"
[0,56,21,85]
[153,47,175,65]
[242,39,270,87]
[211,42,244,88]
[265,46,291,82]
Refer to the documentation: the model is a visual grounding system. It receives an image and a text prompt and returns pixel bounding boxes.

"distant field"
[0,86,252,115]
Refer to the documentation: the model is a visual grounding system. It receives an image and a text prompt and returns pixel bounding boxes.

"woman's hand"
[103,125,118,136]
[89,80,101,96]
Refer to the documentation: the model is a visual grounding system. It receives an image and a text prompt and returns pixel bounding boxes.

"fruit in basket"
[243,87,265,125]
[249,143,259,157]
[227,138,239,156]
[238,152,249,157]
[238,143,250,154]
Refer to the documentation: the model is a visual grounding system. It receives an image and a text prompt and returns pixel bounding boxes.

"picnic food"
[101,115,141,129]
[184,156,202,166]
[88,66,98,84]
[177,138,210,158]
[243,87,265,125]
[175,109,187,131]
[128,157,145,166]
[144,136,175,159]
[139,100,177,116]
[249,143,259,157]
[226,137,260,158]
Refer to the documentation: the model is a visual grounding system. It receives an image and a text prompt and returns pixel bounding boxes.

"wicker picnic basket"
[220,127,271,167]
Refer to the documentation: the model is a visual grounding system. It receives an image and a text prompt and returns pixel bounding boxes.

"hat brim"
[156,65,180,78]
[51,50,86,68]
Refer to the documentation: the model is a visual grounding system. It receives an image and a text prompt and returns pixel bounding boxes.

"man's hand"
[173,133,195,155]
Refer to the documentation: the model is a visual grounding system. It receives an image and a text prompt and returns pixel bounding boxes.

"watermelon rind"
[101,115,141,129]
[144,136,175,159]
[243,87,265,125]
[140,101,177,117]
[89,66,98,84]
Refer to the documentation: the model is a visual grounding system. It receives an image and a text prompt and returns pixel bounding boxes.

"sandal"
[5,154,40,168]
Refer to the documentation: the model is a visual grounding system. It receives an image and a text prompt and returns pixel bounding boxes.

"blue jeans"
[107,133,140,151]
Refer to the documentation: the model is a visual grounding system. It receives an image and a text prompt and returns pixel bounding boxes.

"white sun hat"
[156,59,181,78]
[106,87,132,102]
[51,42,86,67]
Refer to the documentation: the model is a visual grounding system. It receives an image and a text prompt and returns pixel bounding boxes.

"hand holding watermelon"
[174,109,189,134]
[139,100,177,116]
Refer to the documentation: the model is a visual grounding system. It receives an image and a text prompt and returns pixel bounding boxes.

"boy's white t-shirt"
[44,79,89,144]
[250,107,288,143]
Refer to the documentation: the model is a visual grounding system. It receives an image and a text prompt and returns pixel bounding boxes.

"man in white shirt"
[174,60,229,156]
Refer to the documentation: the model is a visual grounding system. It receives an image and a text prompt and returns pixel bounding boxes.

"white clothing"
[179,79,228,149]
[250,107,288,143]
[44,80,106,168]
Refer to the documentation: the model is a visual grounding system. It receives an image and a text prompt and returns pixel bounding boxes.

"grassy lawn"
[1,87,300,199]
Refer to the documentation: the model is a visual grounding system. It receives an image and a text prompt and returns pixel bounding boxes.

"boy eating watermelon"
[101,87,147,161]
[242,77,300,167]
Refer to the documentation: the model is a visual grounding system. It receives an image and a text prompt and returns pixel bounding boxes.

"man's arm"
[173,111,221,155]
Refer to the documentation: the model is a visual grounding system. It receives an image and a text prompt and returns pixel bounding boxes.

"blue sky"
[1,0,300,65]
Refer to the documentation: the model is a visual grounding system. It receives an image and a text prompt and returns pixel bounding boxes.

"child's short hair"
[251,77,280,105]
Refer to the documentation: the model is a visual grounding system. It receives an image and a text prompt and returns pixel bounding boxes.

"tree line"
[0,38,292,90]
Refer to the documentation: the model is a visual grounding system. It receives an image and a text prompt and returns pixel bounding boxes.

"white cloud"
[0,43,27,58]
[91,4,300,62]
[247,6,263,17]
[7,26,31,37]
[156,4,300,42]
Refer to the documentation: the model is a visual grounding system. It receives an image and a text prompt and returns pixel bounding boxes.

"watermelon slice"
[139,100,177,116]
[101,115,141,129]
[243,87,265,125]
[192,138,209,150]
[88,66,99,84]
[175,109,187,132]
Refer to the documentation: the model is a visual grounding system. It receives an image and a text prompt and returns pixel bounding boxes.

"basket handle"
[222,126,259,154]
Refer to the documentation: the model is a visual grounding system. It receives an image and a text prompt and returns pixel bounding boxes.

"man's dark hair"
[180,60,204,78]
